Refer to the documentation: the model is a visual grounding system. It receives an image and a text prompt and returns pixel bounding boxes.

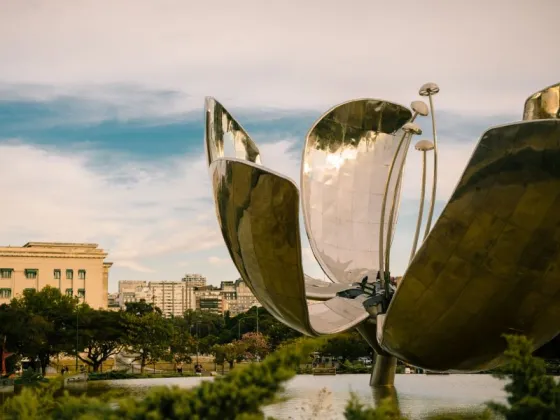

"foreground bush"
[2,334,560,419]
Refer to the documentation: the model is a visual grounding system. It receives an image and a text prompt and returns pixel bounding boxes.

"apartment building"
[0,242,112,309]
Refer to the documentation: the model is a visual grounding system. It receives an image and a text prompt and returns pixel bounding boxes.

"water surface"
[86,374,507,419]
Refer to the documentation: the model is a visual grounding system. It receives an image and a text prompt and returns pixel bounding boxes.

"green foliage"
[344,394,404,420]
[74,308,126,372]
[4,287,78,375]
[488,334,560,419]
[124,311,173,373]
[1,337,323,419]
[321,331,372,362]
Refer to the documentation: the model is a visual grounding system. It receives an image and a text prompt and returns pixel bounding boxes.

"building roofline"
[23,242,99,248]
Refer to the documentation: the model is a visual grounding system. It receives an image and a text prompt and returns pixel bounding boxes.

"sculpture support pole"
[356,322,397,387]
[379,130,411,287]
[423,94,438,239]
[379,119,421,292]
[384,124,416,271]
[410,150,427,261]
[370,354,397,387]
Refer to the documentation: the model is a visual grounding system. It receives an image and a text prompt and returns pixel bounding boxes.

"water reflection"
[10,374,507,419]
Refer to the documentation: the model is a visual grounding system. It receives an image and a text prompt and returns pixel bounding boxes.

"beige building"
[195,285,224,314]
[117,274,207,317]
[228,278,261,315]
[107,292,120,311]
[0,242,112,309]
[149,280,198,318]
[118,280,152,307]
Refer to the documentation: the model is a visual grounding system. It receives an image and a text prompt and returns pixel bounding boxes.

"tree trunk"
[140,354,146,374]
[92,362,101,372]
[228,360,234,369]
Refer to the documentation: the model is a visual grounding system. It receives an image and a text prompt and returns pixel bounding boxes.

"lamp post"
[410,140,435,261]
[419,83,440,240]
[75,295,81,373]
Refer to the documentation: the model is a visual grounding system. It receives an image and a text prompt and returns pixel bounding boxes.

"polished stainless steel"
[210,157,370,336]
[380,119,560,372]
[419,83,440,240]
[380,122,423,284]
[302,99,412,285]
[206,85,560,387]
[411,100,429,117]
[205,97,261,165]
[304,275,358,301]
[523,83,560,120]
[384,106,429,275]
[410,140,434,261]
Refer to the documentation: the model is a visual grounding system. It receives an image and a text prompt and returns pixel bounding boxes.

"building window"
[25,269,38,279]
[77,288,85,298]
[65,288,73,296]
[0,288,12,299]
[78,270,86,280]
[66,269,73,280]
[24,288,35,293]
[0,269,13,279]
[54,269,61,280]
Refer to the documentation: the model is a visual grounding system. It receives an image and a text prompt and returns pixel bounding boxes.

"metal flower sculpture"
[205,82,560,386]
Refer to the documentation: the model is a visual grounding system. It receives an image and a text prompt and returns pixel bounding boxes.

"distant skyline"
[1,0,559,292]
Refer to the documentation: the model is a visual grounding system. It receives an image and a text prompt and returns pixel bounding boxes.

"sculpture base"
[370,354,397,387]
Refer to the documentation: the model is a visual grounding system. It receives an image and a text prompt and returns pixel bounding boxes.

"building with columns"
[0,242,112,309]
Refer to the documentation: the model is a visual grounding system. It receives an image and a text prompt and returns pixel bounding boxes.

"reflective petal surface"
[523,83,560,120]
[205,97,261,165]
[210,158,369,335]
[380,119,560,372]
[301,99,412,283]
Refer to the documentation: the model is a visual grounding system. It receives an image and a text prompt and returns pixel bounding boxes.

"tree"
[124,311,172,373]
[169,317,195,365]
[125,300,161,316]
[9,287,77,375]
[489,334,560,419]
[74,308,126,372]
[240,332,269,361]
[211,341,246,370]
[321,331,372,362]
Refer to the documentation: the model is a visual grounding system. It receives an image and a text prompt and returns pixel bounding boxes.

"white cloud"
[207,256,230,266]
[0,138,303,285]
[1,0,558,116]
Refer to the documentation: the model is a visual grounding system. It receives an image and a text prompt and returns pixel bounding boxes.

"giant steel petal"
[301,99,412,284]
[205,97,261,165]
[210,157,369,335]
[380,119,560,372]
[523,83,560,121]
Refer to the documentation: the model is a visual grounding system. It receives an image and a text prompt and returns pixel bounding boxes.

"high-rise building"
[194,285,224,314]
[149,280,197,317]
[181,273,207,288]
[228,278,260,315]
[107,292,120,311]
[118,280,152,307]
[0,242,112,309]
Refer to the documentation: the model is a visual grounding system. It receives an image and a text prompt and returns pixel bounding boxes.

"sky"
[1,0,559,292]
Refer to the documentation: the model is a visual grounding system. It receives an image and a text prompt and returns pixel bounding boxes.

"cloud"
[1,0,558,116]
[207,256,231,266]
[0,135,302,283]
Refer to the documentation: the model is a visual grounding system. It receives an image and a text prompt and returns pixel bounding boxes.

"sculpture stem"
[384,117,417,271]
[378,114,417,290]
[423,94,438,240]
[410,151,427,261]
[370,353,397,387]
